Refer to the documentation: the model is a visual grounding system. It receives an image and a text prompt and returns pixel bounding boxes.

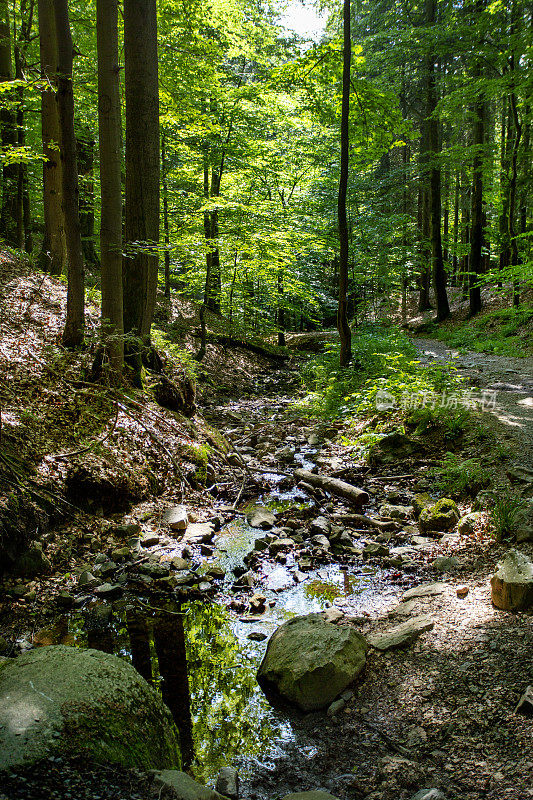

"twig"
[52,400,119,460]
[116,402,190,489]
[354,711,411,757]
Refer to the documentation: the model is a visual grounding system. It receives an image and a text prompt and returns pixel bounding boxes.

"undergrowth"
[299,323,464,421]
[428,304,533,357]
[431,452,491,497]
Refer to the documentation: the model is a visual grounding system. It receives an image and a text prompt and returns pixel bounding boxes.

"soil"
[1,259,532,800]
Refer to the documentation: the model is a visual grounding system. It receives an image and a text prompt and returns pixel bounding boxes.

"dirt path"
[415,338,533,465]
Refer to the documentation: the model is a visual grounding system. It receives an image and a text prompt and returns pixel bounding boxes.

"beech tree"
[54,0,84,346]
[337,0,352,367]
[38,0,66,275]
[123,0,160,352]
[97,0,123,375]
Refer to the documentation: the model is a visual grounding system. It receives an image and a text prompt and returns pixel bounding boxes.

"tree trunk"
[468,0,486,317]
[337,0,352,368]
[161,132,171,298]
[97,0,123,376]
[425,23,449,322]
[77,127,100,268]
[277,267,285,346]
[508,0,522,308]
[38,0,66,274]
[123,0,160,346]
[54,0,84,346]
[0,0,20,247]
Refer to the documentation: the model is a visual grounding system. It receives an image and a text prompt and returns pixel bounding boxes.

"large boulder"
[152,770,227,800]
[490,549,533,611]
[418,499,459,534]
[257,613,368,712]
[0,645,180,770]
[369,433,421,466]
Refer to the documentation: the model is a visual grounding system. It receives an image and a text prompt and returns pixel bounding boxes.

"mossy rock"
[257,613,368,712]
[418,498,459,533]
[368,432,422,466]
[0,645,180,770]
[411,493,434,520]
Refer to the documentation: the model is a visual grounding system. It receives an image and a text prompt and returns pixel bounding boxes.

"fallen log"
[293,468,369,507]
[334,512,397,532]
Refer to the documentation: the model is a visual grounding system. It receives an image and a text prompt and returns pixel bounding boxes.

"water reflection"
[48,599,289,783]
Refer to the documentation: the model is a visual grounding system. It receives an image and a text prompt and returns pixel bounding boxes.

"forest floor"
[1,259,532,800]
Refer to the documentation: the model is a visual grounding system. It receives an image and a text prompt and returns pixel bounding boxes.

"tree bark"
[161,132,171,299]
[425,18,450,322]
[337,0,352,368]
[54,0,84,346]
[77,127,100,268]
[0,0,20,247]
[38,0,66,273]
[123,0,160,344]
[97,0,124,375]
[468,0,486,317]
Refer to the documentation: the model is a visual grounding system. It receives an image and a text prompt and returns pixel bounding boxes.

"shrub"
[432,453,491,497]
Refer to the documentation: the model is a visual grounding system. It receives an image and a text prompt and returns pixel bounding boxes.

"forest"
[0,0,532,799]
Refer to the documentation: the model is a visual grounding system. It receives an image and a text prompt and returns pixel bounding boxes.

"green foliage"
[487,487,528,541]
[432,305,533,357]
[431,453,491,497]
[299,323,463,420]
[406,405,470,440]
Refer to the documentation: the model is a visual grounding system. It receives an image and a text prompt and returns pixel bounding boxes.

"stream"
[39,373,418,795]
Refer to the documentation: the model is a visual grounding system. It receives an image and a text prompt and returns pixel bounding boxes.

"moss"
[419,498,460,533]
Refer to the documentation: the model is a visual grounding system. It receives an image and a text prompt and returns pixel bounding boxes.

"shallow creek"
[43,387,407,792]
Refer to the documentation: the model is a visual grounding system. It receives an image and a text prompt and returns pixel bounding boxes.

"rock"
[379,504,412,520]
[431,556,461,572]
[170,556,190,570]
[55,591,74,608]
[368,616,434,651]
[517,525,533,543]
[327,698,346,716]
[456,585,469,598]
[153,770,227,800]
[363,541,390,558]
[112,522,141,537]
[234,570,254,589]
[249,593,266,613]
[309,516,331,537]
[411,493,433,519]
[100,560,117,575]
[379,756,423,787]
[184,522,215,543]
[257,612,368,711]
[141,534,160,547]
[458,512,483,536]
[282,794,340,800]
[269,538,295,555]
[78,570,98,588]
[389,599,418,617]
[515,685,533,716]
[418,499,459,533]
[247,631,267,641]
[409,791,446,800]
[369,432,420,466]
[253,537,269,552]
[247,508,276,530]
[402,582,447,601]
[94,582,123,598]
[311,534,330,550]
[162,505,189,531]
[490,549,533,611]
[276,446,296,463]
[216,767,239,800]
[307,433,321,446]
[0,645,180,770]
[12,543,51,578]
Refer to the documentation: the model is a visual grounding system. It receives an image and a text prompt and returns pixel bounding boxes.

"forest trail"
[414,337,533,465]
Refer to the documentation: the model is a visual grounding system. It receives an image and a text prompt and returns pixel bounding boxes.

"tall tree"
[0,0,19,246]
[38,0,66,274]
[123,0,160,353]
[425,0,449,321]
[468,0,486,317]
[337,0,352,367]
[97,0,123,375]
[54,0,85,345]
